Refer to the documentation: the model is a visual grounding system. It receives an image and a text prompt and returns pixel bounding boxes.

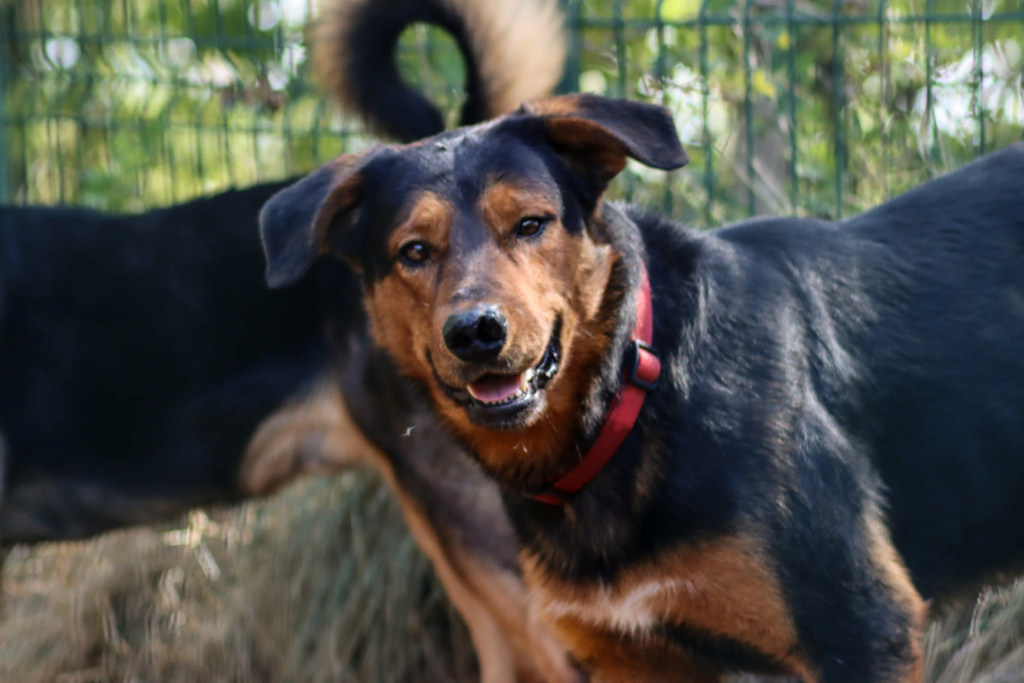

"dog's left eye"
[399,241,431,266]
[514,216,548,238]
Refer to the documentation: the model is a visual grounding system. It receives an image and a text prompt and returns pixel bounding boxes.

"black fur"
[626,146,1022,677]
[327,0,488,142]
[516,143,1024,681]
[261,90,1024,681]
[0,183,334,540]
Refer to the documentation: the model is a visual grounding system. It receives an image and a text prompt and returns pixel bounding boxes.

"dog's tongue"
[467,373,523,404]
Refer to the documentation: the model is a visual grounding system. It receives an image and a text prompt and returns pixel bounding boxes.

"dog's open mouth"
[434,319,562,429]
[467,325,561,406]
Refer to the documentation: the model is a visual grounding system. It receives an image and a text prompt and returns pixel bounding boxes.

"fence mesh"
[1,0,1022,224]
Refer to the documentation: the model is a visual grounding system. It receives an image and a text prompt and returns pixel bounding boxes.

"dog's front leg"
[771,492,926,682]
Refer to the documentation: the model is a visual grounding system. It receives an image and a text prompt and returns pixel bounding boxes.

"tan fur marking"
[433,220,615,482]
[450,230,616,483]
[365,195,453,393]
[380,468,519,683]
[549,620,722,683]
[238,377,371,496]
[523,535,817,681]
[865,514,928,683]
[386,192,453,260]
[523,95,585,118]
[542,117,630,182]
[479,181,560,238]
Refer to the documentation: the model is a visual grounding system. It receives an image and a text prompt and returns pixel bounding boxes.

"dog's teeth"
[485,387,527,406]
[520,372,531,391]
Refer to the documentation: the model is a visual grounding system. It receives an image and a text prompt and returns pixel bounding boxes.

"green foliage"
[1,0,1022,220]
[567,0,1024,223]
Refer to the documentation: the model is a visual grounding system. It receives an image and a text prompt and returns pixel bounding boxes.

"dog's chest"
[522,535,807,677]
[537,574,682,635]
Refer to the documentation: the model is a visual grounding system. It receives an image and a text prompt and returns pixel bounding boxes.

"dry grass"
[0,472,475,683]
[1,471,1022,683]
[922,585,1024,683]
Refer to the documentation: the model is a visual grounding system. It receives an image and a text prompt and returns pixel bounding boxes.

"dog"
[0,180,318,540]
[261,92,1024,682]
[0,186,575,683]
[0,0,581,681]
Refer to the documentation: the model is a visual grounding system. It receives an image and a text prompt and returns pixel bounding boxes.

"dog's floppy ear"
[260,155,364,288]
[522,93,688,190]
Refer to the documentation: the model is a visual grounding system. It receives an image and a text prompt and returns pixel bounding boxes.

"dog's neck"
[503,204,671,578]
[542,202,653,476]
[527,264,658,505]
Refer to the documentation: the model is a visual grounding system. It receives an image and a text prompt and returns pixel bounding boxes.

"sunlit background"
[2,0,1021,221]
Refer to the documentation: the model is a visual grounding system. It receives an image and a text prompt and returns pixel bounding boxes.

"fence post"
[556,0,581,94]
[0,5,10,203]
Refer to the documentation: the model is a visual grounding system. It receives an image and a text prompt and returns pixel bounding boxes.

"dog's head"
[261,94,686,477]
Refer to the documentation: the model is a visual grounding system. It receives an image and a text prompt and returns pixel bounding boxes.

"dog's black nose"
[443,305,508,362]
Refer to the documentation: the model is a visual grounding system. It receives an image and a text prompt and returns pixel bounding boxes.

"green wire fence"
[1,0,1022,225]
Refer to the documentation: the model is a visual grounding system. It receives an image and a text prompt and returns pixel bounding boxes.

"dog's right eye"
[514,216,548,238]
[399,241,431,266]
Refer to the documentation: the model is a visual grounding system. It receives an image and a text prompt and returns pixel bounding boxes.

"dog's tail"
[311,0,567,143]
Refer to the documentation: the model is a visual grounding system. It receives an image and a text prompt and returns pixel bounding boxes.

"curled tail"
[312,0,567,142]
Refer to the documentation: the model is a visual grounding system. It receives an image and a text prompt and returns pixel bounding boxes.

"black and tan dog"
[0,185,576,683]
[262,93,1024,682]
[0,0,580,681]
[0,180,312,540]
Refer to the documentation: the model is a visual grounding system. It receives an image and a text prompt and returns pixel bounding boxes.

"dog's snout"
[443,306,508,361]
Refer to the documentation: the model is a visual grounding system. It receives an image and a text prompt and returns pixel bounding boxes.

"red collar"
[529,266,661,505]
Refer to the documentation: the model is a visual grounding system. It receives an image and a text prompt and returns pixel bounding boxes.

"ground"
[1,473,1021,683]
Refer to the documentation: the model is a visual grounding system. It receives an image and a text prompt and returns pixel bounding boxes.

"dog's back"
[847,143,1024,597]
[0,184,340,539]
[693,143,1024,598]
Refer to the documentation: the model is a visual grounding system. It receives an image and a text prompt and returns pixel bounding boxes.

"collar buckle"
[624,339,661,391]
